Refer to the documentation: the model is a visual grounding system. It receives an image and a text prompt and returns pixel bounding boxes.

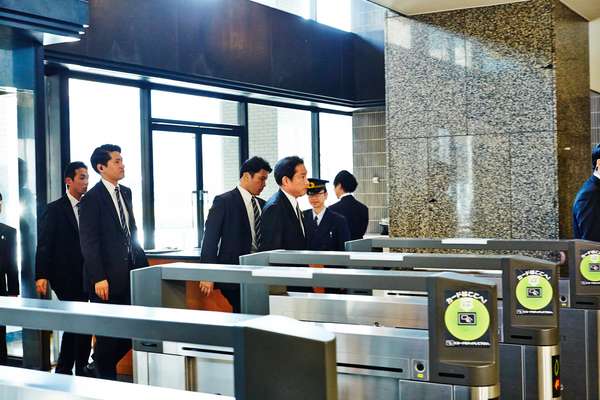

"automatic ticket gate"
[240,251,561,400]
[131,264,501,400]
[0,296,336,400]
[346,238,600,400]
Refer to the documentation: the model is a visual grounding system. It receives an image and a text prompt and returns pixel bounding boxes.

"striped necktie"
[296,203,305,236]
[115,186,132,256]
[252,196,261,249]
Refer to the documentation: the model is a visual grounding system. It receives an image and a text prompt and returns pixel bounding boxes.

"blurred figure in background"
[329,170,369,240]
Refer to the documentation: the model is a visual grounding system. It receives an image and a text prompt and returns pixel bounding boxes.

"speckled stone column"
[385,0,590,239]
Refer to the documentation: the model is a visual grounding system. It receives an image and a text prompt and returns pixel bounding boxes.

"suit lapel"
[317,209,333,236]
[61,195,79,232]
[97,182,123,231]
[233,188,252,239]
[279,190,304,237]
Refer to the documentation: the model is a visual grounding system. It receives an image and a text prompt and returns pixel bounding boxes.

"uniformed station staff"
[303,178,350,252]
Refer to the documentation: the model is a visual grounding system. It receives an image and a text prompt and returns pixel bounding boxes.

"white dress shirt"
[312,209,325,226]
[340,192,353,199]
[101,178,130,229]
[66,191,81,227]
[282,189,305,235]
[237,185,260,251]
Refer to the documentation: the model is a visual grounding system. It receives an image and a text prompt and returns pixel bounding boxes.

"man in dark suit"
[79,144,148,380]
[574,144,600,241]
[260,156,309,252]
[35,162,91,375]
[303,178,350,252]
[199,156,272,312]
[329,170,369,240]
[0,191,19,365]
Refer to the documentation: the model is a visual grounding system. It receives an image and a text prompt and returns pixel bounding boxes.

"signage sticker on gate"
[579,251,600,285]
[515,269,554,315]
[443,290,491,348]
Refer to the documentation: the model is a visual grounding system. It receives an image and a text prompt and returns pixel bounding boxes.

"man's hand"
[95,279,109,301]
[35,279,48,296]
[199,281,214,296]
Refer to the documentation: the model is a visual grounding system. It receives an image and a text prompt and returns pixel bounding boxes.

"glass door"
[152,126,241,249]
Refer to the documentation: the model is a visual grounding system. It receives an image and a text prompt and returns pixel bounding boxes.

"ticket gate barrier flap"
[131,265,500,392]
[0,297,337,400]
[240,251,560,347]
[270,291,559,400]
[239,251,561,400]
[345,237,600,310]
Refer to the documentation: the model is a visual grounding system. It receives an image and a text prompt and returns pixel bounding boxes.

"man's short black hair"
[274,156,304,186]
[333,170,358,193]
[64,161,87,181]
[593,144,600,172]
[90,144,121,174]
[240,156,272,178]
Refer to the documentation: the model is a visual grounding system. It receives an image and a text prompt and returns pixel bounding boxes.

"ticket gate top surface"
[133,263,501,389]
[0,297,336,400]
[239,250,559,346]
[346,237,600,309]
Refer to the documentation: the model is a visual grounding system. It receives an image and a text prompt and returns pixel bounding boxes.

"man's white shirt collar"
[101,178,118,193]
[237,185,253,203]
[66,191,79,208]
[340,192,353,199]
[312,208,325,225]
[281,188,298,209]
[594,170,600,180]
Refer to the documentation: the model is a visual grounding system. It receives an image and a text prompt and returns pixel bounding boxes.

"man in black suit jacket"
[260,156,309,252]
[79,144,148,380]
[35,162,91,375]
[574,144,600,241]
[329,170,369,240]
[0,191,19,365]
[199,157,272,312]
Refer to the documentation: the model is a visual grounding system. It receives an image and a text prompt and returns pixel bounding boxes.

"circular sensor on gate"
[415,362,425,372]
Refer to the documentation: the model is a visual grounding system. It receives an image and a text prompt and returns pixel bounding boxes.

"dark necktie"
[314,214,319,226]
[115,186,132,255]
[295,203,305,236]
[252,196,262,249]
[75,202,81,227]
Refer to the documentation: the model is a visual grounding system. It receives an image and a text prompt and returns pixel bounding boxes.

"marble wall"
[386,0,590,239]
[353,109,388,234]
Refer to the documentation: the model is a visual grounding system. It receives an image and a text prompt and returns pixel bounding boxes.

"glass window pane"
[319,113,353,206]
[251,0,311,19]
[69,79,144,243]
[317,0,352,32]
[151,90,239,125]
[153,131,198,249]
[202,135,240,221]
[1,88,37,359]
[248,104,312,207]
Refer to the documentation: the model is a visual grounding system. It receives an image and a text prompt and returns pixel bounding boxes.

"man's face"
[308,190,327,209]
[66,168,89,197]
[244,169,270,196]
[98,151,125,182]
[283,163,308,197]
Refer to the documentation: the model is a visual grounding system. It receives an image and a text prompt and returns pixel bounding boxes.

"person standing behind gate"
[35,161,91,375]
[573,144,600,241]
[79,144,148,380]
[0,191,19,365]
[259,156,309,252]
[199,156,272,312]
[329,170,369,240]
